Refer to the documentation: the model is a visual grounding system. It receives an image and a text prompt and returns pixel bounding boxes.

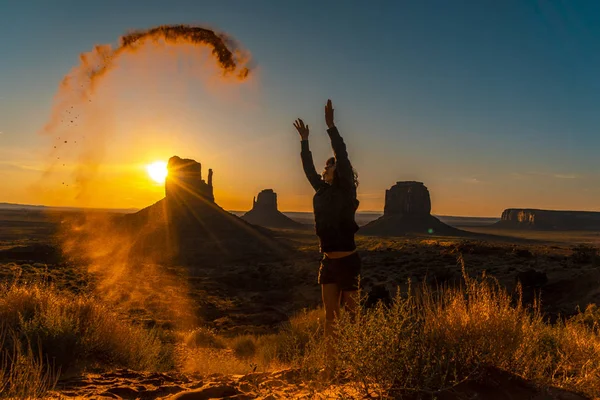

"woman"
[293,99,361,368]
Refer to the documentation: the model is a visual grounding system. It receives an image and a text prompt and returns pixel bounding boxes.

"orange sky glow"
[4,28,600,217]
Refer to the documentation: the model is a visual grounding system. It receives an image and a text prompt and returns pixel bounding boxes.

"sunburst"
[147,161,168,184]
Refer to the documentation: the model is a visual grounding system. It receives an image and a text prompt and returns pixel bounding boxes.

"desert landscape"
[3,2,600,399]
[2,164,600,399]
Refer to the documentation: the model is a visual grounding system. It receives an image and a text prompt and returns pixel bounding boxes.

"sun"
[147,161,168,184]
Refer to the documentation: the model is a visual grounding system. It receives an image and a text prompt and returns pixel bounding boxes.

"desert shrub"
[571,304,600,332]
[511,247,533,258]
[180,347,251,376]
[292,260,600,398]
[255,308,323,368]
[571,244,598,264]
[0,281,168,376]
[0,325,59,399]
[333,290,416,397]
[230,335,257,359]
[184,327,226,350]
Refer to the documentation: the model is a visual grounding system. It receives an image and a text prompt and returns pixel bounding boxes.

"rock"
[429,365,591,400]
[259,379,285,389]
[119,156,293,266]
[97,393,120,399]
[105,386,139,397]
[241,189,303,229]
[168,384,238,399]
[238,382,254,393]
[166,156,214,205]
[142,386,186,397]
[271,369,300,383]
[384,181,431,217]
[498,209,600,230]
[238,372,271,385]
[254,189,277,211]
[360,182,465,237]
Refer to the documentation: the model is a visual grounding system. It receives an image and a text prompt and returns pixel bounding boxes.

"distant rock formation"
[497,209,600,230]
[360,181,463,236]
[121,156,290,265]
[241,189,302,229]
[384,181,432,217]
[166,156,214,205]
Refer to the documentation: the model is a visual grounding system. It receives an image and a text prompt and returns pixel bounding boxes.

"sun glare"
[147,161,168,184]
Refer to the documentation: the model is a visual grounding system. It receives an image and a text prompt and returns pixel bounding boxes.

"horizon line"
[0,201,504,219]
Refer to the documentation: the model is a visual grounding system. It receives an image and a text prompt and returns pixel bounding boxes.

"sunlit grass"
[3,259,600,398]
[205,260,600,398]
[0,280,170,396]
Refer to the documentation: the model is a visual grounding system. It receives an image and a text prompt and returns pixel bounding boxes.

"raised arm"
[294,118,324,191]
[325,100,354,188]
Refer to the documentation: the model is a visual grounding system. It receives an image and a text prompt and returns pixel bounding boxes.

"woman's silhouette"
[293,99,361,372]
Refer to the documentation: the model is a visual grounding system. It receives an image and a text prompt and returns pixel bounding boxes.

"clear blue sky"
[1,0,600,216]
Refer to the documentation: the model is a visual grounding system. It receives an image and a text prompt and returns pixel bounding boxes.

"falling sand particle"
[39,24,252,201]
[37,24,254,332]
[43,24,251,135]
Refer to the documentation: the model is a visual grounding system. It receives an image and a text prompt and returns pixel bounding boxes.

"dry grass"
[230,335,257,359]
[4,253,600,398]
[183,327,227,350]
[253,308,323,369]
[179,309,324,376]
[0,325,59,399]
[203,254,600,398]
[175,266,600,397]
[179,347,253,376]
[318,256,600,398]
[0,280,170,395]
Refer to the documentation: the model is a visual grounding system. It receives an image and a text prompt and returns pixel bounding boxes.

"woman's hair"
[328,157,359,189]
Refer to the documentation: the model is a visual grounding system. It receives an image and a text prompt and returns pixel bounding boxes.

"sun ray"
[147,161,168,184]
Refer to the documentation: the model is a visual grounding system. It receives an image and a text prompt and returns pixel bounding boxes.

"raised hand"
[325,99,335,129]
[293,118,310,140]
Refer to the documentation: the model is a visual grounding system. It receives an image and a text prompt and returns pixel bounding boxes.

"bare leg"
[321,283,341,369]
[341,290,359,319]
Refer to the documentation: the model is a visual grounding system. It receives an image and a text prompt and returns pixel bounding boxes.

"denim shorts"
[318,252,361,291]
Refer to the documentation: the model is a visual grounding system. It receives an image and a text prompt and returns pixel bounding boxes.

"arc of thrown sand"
[40,24,251,196]
[121,25,250,77]
[72,24,250,90]
[45,23,252,134]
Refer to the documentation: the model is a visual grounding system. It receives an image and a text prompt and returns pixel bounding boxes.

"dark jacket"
[301,126,359,253]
